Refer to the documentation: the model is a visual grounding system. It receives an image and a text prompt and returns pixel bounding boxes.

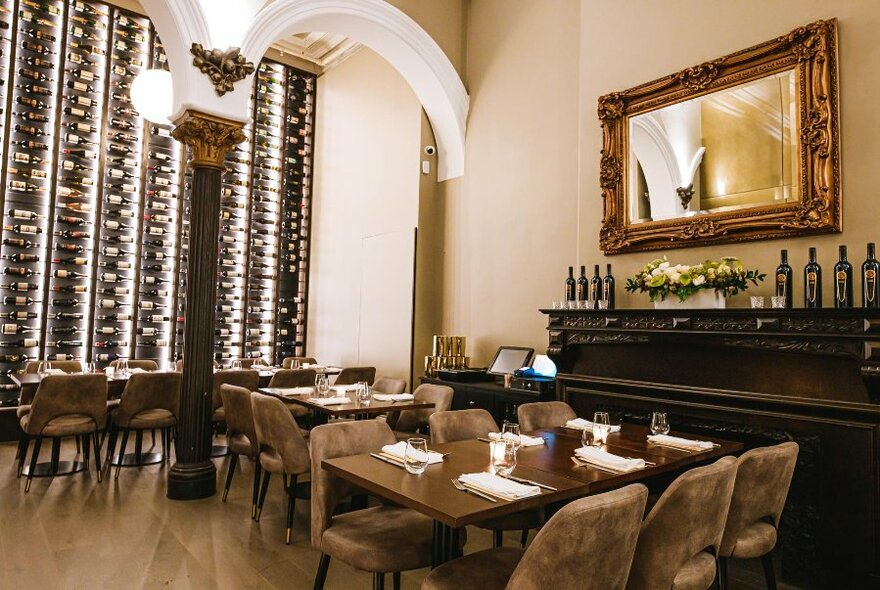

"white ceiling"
[272,32,362,71]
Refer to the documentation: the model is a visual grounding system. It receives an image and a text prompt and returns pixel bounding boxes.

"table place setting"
[263,386,314,397]
[572,446,648,474]
[378,441,446,465]
[647,433,719,452]
[372,392,415,402]
[456,472,543,502]
[564,417,622,433]
[306,394,351,406]
[486,431,546,447]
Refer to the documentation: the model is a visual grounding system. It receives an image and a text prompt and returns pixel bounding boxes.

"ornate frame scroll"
[599,19,841,254]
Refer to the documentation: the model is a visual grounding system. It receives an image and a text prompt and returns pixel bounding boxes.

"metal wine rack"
[0,0,316,399]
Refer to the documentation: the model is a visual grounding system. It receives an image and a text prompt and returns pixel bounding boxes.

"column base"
[167,460,217,500]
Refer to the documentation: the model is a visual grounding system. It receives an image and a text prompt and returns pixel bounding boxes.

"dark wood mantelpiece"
[541,307,880,588]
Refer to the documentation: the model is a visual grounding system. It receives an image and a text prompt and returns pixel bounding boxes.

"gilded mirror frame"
[599,19,841,254]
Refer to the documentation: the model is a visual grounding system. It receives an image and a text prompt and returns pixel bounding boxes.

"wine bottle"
[602,264,616,310]
[1,323,40,334]
[863,243,880,309]
[804,247,822,309]
[51,298,80,307]
[0,339,39,348]
[4,311,37,319]
[3,296,37,305]
[834,245,854,309]
[94,353,119,361]
[589,265,603,303]
[3,282,38,291]
[97,313,130,322]
[50,326,80,334]
[47,340,84,348]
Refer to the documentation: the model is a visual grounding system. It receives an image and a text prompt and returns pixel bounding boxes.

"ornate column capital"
[171,110,246,170]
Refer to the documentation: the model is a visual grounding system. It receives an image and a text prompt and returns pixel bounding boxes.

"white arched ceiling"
[139,0,468,181]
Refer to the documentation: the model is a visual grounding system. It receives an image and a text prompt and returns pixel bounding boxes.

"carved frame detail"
[599,19,841,254]
[190,43,256,96]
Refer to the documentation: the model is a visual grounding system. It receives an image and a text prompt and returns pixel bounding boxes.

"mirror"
[599,20,841,254]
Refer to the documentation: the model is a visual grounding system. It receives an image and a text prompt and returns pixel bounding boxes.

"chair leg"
[252,461,262,520]
[493,530,503,548]
[255,470,272,522]
[17,435,29,478]
[25,435,42,493]
[82,433,91,470]
[92,431,102,483]
[104,423,118,476]
[716,556,727,590]
[520,529,529,548]
[373,572,385,590]
[392,572,401,590]
[285,474,297,545]
[115,428,129,480]
[313,553,331,590]
[222,453,239,502]
[762,553,777,590]
[75,435,81,455]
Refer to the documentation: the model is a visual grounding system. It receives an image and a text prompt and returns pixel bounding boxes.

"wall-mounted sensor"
[423,145,436,156]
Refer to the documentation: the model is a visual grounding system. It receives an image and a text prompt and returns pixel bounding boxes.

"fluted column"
[167,111,245,500]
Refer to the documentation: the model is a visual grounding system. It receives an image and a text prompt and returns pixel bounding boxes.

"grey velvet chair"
[388,383,453,441]
[18,374,108,492]
[24,360,83,374]
[422,483,648,590]
[251,392,311,544]
[105,372,181,480]
[627,456,738,590]
[372,376,407,395]
[212,369,260,427]
[109,359,159,371]
[219,384,261,517]
[334,366,376,386]
[282,356,317,369]
[517,401,576,432]
[267,369,317,419]
[718,442,799,590]
[311,420,442,590]
[429,408,543,548]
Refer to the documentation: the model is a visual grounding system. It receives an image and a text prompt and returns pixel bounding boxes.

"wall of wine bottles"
[0,0,315,393]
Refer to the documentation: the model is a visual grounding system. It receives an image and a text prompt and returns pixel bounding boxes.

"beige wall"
[442,0,880,365]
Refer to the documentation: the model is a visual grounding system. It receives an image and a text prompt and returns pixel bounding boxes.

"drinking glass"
[592,411,611,446]
[231,360,242,370]
[84,362,96,374]
[552,300,562,310]
[290,359,301,370]
[750,296,765,309]
[597,299,609,310]
[315,373,330,398]
[501,421,521,450]
[357,381,371,404]
[771,296,786,309]
[404,437,429,475]
[581,425,593,447]
[37,361,51,377]
[490,440,517,477]
[117,359,129,377]
[650,412,670,435]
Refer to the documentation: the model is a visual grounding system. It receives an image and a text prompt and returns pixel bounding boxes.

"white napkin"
[307,396,350,406]
[373,393,415,402]
[647,434,715,451]
[265,387,313,396]
[565,418,621,433]
[458,472,541,501]
[380,441,444,465]
[128,368,147,374]
[488,432,545,447]
[331,385,358,394]
[574,446,645,473]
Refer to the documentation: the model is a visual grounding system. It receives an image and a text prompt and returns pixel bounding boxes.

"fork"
[450,478,497,502]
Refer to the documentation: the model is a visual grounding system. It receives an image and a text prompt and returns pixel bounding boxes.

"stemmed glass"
[231,360,242,370]
[315,373,330,398]
[501,421,521,451]
[83,361,96,374]
[37,361,51,377]
[650,412,670,435]
[117,359,129,377]
[404,438,429,474]
[592,411,611,446]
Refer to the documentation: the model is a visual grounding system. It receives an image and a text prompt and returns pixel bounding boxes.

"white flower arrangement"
[625,256,765,302]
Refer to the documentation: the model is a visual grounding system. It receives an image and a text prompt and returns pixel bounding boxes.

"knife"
[505,474,558,491]
[369,453,404,468]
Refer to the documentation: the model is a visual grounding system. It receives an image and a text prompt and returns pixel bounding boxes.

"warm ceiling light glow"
[131,69,173,125]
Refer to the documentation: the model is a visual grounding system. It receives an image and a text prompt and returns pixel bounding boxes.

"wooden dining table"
[322,423,742,565]
[257,387,435,425]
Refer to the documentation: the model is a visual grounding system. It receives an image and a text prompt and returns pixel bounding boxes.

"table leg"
[432,521,461,567]
[312,411,329,426]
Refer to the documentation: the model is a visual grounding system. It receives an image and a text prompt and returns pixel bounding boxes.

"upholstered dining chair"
[105,371,181,481]
[282,356,317,369]
[211,370,260,455]
[311,420,448,590]
[334,366,376,386]
[422,483,649,590]
[175,359,220,371]
[18,374,107,492]
[429,408,543,548]
[24,359,83,374]
[109,359,159,371]
[388,383,453,441]
[219,384,261,515]
[372,376,407,395]
[250,392,311,544]
[718,442,799,590]
[517,401,577,432]
[267,369,317,419]
[626,456,738,590]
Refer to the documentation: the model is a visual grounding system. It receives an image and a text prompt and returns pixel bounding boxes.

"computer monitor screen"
[487,346,534,375]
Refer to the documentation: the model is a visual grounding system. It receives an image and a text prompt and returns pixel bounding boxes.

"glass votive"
[489,440,516,477]
[771,296,786,309]
[585,298,595,310]
[597,299,609,310]
[552,300,562,310]
[566,300,578,310]
[750,296,765,309]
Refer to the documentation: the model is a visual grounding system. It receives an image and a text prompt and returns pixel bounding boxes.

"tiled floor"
[0,438,799,589]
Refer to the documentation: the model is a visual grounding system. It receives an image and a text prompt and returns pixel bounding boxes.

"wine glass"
[231,360,242,370]
[357,381,371,404]
[117,359,129,377]
[650,412,670,435]
[501,421,521,450]
[592,411,611,446]
[404,437,429,474]
[315,373,330,398]
[37,361,51,377]
[490,440,517,477]
[290,359,301,370]
[84,361,96,374]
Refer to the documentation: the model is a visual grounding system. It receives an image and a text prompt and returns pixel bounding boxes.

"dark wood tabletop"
[322,423,742,529]
[256,387,435,418]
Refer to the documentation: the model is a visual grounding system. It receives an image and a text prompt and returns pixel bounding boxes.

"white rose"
[658,261,670,270]
[693,275,706,286]
[651,268,662,276]
[668,271,681,282]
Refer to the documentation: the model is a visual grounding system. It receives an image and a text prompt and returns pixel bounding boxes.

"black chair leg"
[115,428,129,480]
[762,553,777,590]
[82,433,91,470]
[520,529,529,548]
[25,435,42,492]
[493,530,503,548]
[92,431,102,483]
[285,474,297,545]
[75,435,81,455]
[313,553,331,590]
[373,572,385,590]
[255,470,272,521]
[252,461,262,520]
[17,435,29,478]
[392,572,401,590]
[222,453,239,502]
[104,423,118,476]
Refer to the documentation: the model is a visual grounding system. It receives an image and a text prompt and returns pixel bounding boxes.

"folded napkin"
[575,446,645,473]
[266,387,313,396]
[307,396,350,406]
[380,441,444,465]
[373,393,415,402]
[488,432,545,447]
[565,418,621,433]
[458,472,541,501]
[128,368,147,374]
[43,368,67,375]
[647,434,715,451]
[331,385,358,394]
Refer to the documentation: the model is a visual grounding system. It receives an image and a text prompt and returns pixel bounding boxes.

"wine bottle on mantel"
[775,249,793,309]
[804,247,822,309]
[590,264,603,303]
[576,265,588,302]
[834,245,853,309]
[603,264,616,310]
[564,267,575,301]
[863,243,880,308]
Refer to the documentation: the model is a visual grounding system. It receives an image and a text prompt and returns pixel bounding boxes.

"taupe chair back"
[627,456,738,590]
[212,369,260,412]
[392,383,453,433]
[429,408,498,443]
[220,384,259,458]
[110,359,159,371]
[24,360,82,374]
[250,392,310,474]
[282,356,317,368]
[24,374,108,435]
[720,442,799,558]
[268,368,317,388]
[517,401,577,432]
[508,484,648,590]
[309,420,396,548]
[334,366,376,386]
[114,372,181,428]
[372,376,406,395]
[175,359,220,371]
